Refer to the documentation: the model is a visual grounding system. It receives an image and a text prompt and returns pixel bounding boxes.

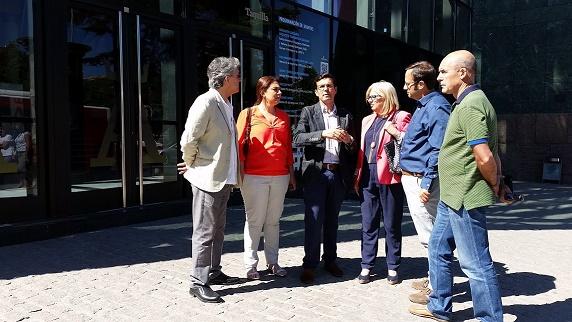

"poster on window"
[274,2,330,126]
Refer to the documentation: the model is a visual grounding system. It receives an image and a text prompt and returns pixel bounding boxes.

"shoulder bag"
[383,111,402,174]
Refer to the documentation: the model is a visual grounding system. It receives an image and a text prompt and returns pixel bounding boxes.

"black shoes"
[324,262,344,277]
[387,273,401,285]
[357,273,371,284]
[189,285,222,303]
[189,272,239,303]
[209,272,240,285]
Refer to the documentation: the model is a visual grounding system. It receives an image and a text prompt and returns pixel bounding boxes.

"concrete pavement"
[1,182,571,321]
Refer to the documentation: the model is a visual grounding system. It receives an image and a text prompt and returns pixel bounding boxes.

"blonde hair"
[365,81,400,116]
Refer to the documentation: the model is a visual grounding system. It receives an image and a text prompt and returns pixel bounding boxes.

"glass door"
[66,4,182,213]
[135,16,181,204]
[236,39,269,110]
[67,5,125,212]
[196,33,271,113]
[0,0,42,223]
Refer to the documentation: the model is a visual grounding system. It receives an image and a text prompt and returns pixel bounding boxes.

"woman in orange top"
[236,76,296,280]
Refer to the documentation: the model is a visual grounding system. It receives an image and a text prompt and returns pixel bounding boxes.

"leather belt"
[322,163,339,171]
[401,170,423,177]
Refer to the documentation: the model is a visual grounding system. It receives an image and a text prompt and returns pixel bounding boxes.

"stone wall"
[473,1,572,183]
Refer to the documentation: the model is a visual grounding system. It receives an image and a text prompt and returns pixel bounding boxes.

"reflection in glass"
[0,0,38,198]
[137,0,183,16]
[356,0,371,29]
[275,1,330,126]
[388,0,406,41]
[333,0,355,23]
[196,37,228,95]
[407,0,433,50]
[67,8,122,192]
[455,3,471,50]
[139,25,178,185]
[190,0,272,39]
[435,0,454,55]
[242,47,264,108]
[295,0,332,15]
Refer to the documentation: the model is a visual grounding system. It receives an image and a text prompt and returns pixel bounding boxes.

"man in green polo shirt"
[409,50,506,322]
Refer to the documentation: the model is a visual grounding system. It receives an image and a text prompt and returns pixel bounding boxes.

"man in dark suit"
[293,73,356,284]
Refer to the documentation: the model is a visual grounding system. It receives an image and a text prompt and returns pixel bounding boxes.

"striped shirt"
[438,86,498,211]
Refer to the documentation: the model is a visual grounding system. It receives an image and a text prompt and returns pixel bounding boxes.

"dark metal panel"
[44,0,72,218]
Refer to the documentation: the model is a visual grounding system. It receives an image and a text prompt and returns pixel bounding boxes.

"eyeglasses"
[366,94,384,102]
[404,81,418,89]
[228,73,241,79]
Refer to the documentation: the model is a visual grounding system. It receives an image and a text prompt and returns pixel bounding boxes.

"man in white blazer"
[179,57,241,303]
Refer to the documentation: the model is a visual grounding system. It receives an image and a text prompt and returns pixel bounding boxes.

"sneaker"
[408,304,448,322]
[409,287,431,305]
[268,264,287,277]
[246,267,260,280]
[411,277,429,290]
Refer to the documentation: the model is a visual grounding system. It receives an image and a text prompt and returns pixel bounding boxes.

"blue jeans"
[428,201,503,322]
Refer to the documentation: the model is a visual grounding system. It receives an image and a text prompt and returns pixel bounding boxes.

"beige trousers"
[401,175,439,249]
[241,174,290,269]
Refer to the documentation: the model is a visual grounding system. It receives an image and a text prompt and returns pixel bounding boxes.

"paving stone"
[0,182,571,321]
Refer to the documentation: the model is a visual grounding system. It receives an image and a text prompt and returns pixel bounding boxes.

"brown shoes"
[409,287,431,305]
[408,304,447,322]
[324,262,344,277]
[300,268,315,284]
[300,262,344,284]
[411,277,429,290]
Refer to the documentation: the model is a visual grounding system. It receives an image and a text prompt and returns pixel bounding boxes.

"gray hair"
[207,57,240,89]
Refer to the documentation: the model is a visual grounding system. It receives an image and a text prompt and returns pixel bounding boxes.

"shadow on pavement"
[216,257,363,297]
[0,198,411,280]
[452,261,556,300]
[215,256,432,297]
[0,182,570,281]
[454,298,572,322]
[441,260,558,322]
[486,182,572,231]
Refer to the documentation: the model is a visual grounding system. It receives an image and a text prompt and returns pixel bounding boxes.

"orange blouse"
[236,106,294,176]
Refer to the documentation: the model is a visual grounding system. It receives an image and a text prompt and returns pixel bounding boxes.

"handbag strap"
[387,110,400,124]
[376,111,400,160]
[245,107,252,144]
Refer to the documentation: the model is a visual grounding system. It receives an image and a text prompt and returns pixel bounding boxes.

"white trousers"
[402,175,439,249]
[241,174,290,269]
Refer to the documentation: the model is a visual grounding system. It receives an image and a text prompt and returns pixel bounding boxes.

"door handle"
[118,11,127,208]
[136,15,144,205]
[239,39,244,110]
[228,36,233,106]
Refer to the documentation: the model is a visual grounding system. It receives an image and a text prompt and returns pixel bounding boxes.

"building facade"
[473,1,572,184]
[0,0,471,244]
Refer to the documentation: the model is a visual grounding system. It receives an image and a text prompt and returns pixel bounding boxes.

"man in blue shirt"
[399,61,451,305]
